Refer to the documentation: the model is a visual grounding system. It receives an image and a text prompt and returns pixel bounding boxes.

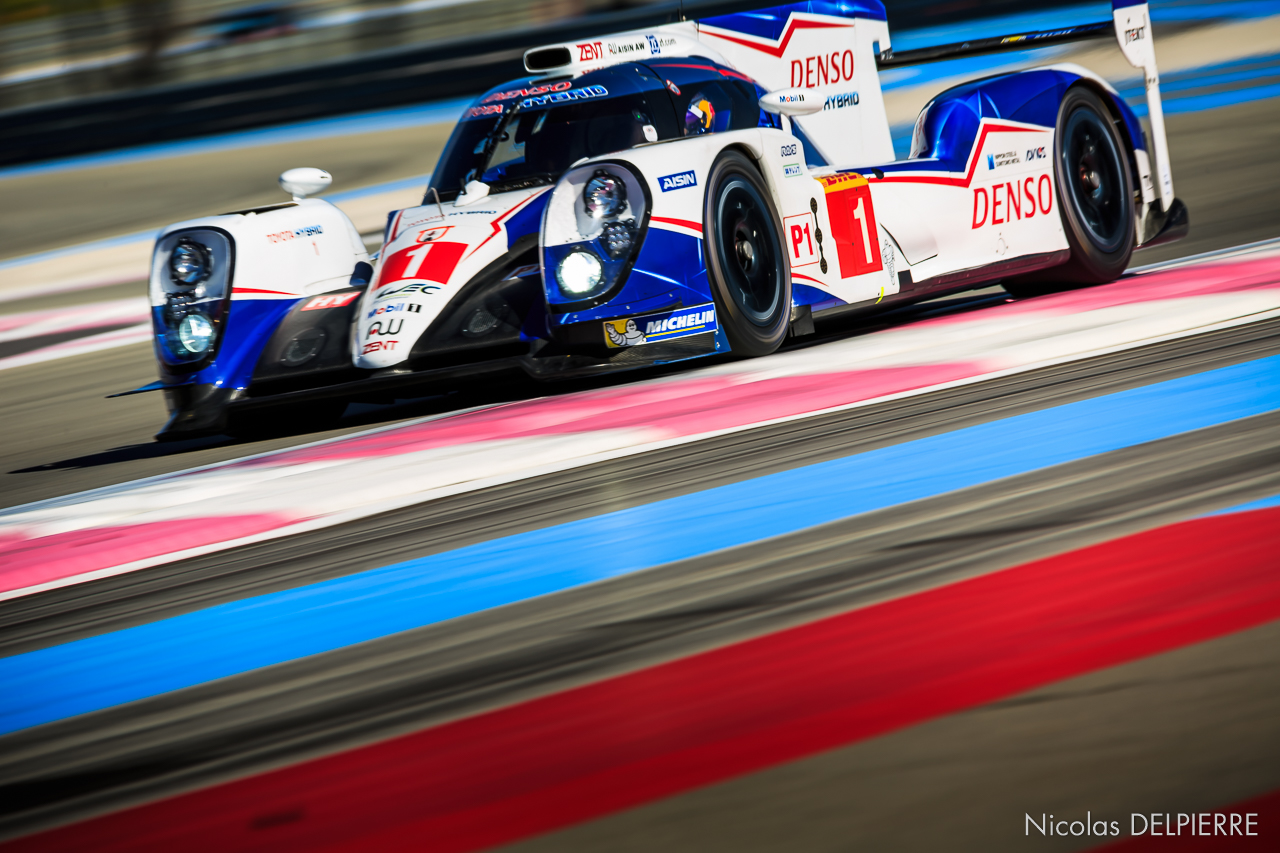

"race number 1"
[377,240,467,289]
[818,173,884,279]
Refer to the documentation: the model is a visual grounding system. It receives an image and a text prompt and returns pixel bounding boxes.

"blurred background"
[0,0,1088,112]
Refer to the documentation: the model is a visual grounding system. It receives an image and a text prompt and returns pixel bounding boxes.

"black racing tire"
[226,399,348,440]
[703,149,791,357]
[1005,86,1135,298]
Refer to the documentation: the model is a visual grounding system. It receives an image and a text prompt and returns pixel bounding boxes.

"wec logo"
[659,170,697,192]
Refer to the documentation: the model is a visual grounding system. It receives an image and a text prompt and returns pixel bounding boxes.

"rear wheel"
[1005,87,1135,298]
[703,150,791,357]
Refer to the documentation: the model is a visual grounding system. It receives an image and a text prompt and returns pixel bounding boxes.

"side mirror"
[349,261,374,288]
[759,88,825,117]
[279,167,332,200]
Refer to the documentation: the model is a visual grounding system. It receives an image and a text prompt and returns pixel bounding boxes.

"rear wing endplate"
[878,1,1173,210]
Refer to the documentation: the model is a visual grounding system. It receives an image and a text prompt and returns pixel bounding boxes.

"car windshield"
[429,90,674,200]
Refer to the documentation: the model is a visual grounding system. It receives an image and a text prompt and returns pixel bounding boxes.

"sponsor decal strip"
[603,304,716,348]
[3,352,1280,736]
[13,500,1280,853]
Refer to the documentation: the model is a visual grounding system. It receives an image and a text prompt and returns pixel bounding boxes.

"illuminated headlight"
[177,313,215,354]
[556,249,603,296]
[600,220,635,260]
[583,173,626,219]
[169,240,211,286]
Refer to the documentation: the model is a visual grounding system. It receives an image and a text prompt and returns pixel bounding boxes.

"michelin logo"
[604,304,718,348]
[659,170,697,192]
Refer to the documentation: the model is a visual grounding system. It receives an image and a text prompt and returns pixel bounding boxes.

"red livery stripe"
[700,19,853,59]
[650,215,703,233]
[874,122,1047,188]
[14,507,1280,853]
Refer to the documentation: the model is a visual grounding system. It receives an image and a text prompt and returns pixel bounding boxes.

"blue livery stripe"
[3,354,1280,735]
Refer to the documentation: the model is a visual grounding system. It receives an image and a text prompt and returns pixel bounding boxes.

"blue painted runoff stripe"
[1208,491,1280,517]
[2,354,1280,735]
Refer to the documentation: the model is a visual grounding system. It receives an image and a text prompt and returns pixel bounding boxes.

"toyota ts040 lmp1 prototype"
[131,0,1187,440]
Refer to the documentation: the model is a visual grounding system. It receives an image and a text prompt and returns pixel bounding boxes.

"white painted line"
[0,324,151,372]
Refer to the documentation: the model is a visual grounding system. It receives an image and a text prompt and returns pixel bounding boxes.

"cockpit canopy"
[427,59,777,201]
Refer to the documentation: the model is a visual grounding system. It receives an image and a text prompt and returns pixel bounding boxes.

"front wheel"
[703,150,791,357]
[1005,87,1135,298]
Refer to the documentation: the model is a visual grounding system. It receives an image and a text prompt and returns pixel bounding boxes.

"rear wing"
[877,0,1173,212]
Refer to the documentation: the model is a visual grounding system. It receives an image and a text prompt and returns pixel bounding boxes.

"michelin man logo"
[606,318,646,347]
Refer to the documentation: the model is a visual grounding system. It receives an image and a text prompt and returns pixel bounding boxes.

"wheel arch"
[1064,77,1145,202]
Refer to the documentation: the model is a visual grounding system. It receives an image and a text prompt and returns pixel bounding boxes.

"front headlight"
[151,227,232,368]
[556,249,604,296]
[169,240,211,286]
[543,161,650,310]
[177,313,215,354]
[583,173,626,219]
[600,220,636,260]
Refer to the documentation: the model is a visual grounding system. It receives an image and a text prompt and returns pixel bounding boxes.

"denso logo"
[659,170,697,192]
[972,175,1053,228]
[790,50,855,89]
[578,41,602,61]
[1125,26,1145,43]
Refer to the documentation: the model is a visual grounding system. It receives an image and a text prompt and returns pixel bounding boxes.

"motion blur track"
[1,314,1279,851]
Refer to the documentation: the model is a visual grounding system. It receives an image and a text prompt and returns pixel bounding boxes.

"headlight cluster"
[150,229,231,366]
[169,240,211,286]
[556,250,604,296]
[546,166,645,304]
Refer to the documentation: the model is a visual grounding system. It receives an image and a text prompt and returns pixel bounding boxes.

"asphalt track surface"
[2,318,1280,847]
[2,50,1280,853]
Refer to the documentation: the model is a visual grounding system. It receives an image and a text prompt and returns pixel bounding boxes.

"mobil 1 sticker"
[604,303,717,348]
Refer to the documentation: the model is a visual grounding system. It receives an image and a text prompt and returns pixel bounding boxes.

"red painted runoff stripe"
[11,506,1280,853]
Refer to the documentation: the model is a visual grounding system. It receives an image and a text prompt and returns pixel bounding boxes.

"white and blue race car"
[139,0,1186,439]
